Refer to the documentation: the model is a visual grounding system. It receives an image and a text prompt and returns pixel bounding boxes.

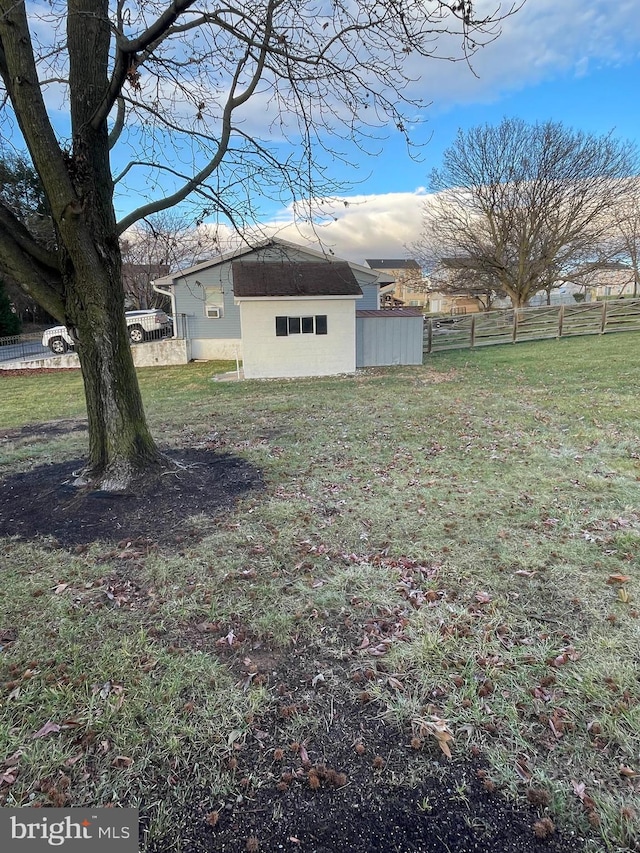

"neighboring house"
[365,259,427,307]
[587,263,637,301]
[427,293,483,315]
[153,238,394,377]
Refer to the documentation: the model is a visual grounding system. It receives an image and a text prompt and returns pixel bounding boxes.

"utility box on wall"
[355,309,424,367]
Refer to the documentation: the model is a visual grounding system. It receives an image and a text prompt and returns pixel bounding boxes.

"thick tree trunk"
[70,268,166,490]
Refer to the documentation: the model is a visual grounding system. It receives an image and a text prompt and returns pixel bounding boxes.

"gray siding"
[357,283,379,310]
[356,315,423,367]
[173,262,241,341]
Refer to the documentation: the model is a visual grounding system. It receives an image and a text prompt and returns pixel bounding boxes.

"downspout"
[152,282,177,337]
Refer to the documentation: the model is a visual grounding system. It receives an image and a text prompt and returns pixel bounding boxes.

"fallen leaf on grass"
[111,756,133,768]
[413,716,454,759]
[607,574,631,585]
[217,629,236,647]
[515,758,533,782]
[54,582,69,594]
[572,780,586,801]
[196,621,218,633]
[0,767,18,786]
[3,750,23,766]
[619,765,639,778]
[550,646,580,667]
[474,591,492,604]
[298,743,311,768]
[32,721,61,739]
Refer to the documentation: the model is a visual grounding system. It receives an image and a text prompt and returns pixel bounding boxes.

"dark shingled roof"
[232,261,362,298]
[365,259,421,270]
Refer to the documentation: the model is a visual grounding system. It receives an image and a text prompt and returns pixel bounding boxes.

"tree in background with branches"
[120,213,219,310]
[413,118,638,310]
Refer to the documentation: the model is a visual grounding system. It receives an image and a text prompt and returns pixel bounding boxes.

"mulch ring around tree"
[0,446,263,547]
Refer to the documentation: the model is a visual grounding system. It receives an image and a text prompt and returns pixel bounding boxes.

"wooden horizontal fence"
[424,299,640,354]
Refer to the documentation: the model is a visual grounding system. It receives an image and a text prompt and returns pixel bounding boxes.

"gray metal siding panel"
[356,316,423,366]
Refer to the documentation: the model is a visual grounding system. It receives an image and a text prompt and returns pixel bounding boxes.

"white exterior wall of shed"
[239,298,357,379]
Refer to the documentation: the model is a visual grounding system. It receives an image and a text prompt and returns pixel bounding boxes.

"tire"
[49,337,69,354]
[128,324,145,344]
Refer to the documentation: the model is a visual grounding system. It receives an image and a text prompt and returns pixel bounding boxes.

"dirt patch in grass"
[0,445,263,547]
[142,646,588,853]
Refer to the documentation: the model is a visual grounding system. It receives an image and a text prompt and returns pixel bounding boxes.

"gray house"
[153,237,395,362]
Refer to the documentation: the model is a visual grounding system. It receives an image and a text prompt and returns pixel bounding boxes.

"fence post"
[470,315,476,348]
[512,309,518,343]
[600,301,607,334]
[426,318,432,354]
[558,304,564,338]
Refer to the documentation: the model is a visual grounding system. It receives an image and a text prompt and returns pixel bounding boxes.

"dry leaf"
[607,574,631,585]
[619,765,639,778]
[111,755,133,768]
[32,720,61,739]
[2,750,22,766]
[412,716,454,759]
[0,767,18,786]
[572,780,586,801]
[475,591,492,604]
[298,743,311,768]
[515,759,532,782]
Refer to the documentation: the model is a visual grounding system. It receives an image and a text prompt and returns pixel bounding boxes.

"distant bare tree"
[413,119,638,309]
[120,214,216,310]
[611,178,640,298]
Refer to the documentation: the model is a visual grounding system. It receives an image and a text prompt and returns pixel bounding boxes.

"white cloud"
[403,0,640,109]
[200,190,431,264]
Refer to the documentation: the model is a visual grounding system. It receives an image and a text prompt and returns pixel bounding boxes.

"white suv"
[42,310,172,354]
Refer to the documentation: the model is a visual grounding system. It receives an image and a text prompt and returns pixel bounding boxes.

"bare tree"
[0,0,516,490]
[413,119,638,310]
[120,213,216,309]
[611,178,640,298]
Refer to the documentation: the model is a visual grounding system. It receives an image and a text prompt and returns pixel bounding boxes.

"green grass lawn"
[1,335,639,851]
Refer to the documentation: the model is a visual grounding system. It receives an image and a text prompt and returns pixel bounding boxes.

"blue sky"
[258,0,640,261]
[374,63,640,196]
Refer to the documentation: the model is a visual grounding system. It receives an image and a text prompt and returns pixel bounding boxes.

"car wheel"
[49,337,69,354]
[129,325,145,343]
